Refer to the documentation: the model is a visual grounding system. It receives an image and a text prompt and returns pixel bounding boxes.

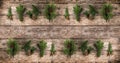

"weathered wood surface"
[0,0,120,63]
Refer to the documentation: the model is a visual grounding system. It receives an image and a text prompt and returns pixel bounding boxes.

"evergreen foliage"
[80,40,93,55]
[7,7,13,20]
[73,4,83,21]
[64,8,70,20]
[22,40,36,55]
[7,39,20,57]
[107,42,113,56]
[50,43,56,56]
[37,40,47,57]
[101,4,113,22]
[16,4,26,21]
[63,39,77,57]
[44,3,57,21]
[84,5,97,20]
[94,40,104,57]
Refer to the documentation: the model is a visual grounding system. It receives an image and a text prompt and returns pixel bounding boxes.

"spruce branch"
[94,40,104,57]
[16,4,26,21]
[63,39,77,57]
[37,40,47,57]
[73,4,83,21]
[100,4,113,22]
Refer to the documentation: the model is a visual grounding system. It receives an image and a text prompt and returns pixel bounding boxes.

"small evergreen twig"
[44,3,57,22]
[37,40,47,57]
[27,5,40,20]
[16,4,26,22]
[100,4,113,22]
[64,8,70,20]
[22,40,36,56]
[73,4,83,21]
[7,39,20,57]
[84,5,97,20]
[63,39,77,57]
[80,40,93,55]
[80,40,88,55]
[107,42,113,56]
[32,5,40,20]
[50,43,56,56]
[94,40,104,57]
[7,7,13,20]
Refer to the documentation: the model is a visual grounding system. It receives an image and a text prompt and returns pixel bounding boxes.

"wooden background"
[0,0,120,63]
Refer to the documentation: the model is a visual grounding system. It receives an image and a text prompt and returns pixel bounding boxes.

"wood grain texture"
[0,0,120,63]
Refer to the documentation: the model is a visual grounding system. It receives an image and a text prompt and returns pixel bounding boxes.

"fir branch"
[64,8,70,20]
[84,5,97,20]
[100,4,113,22]
[80,40,93,55]
[37,40,47,57]
[22,40,36,56]
[27,5,40,20]
[44,3,57,21]
[50,43,56,56]
[63,39,77,57]
[107,42,113,56]
[7,39,20,57]
[7,7,13,20]
[94,40,104,57]
[16,4,26,22]
[73,4,83,21]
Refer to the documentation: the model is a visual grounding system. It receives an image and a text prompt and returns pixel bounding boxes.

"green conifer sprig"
[44,3,57,21]
[7,7,13,20]
[84,5,97,20]
[16,4,26,21]
[80,40,93,55]
[64,8,70,20]
[37,40,47,57]
[7,39,20,57]
[50,43,56,56]
[94,40,104,57]
[73,4,83,21]
[63,39,77,57]
[107,42,113,56]
[22,40,36,56]
[100,4,113,22]
[27,5,40,20]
